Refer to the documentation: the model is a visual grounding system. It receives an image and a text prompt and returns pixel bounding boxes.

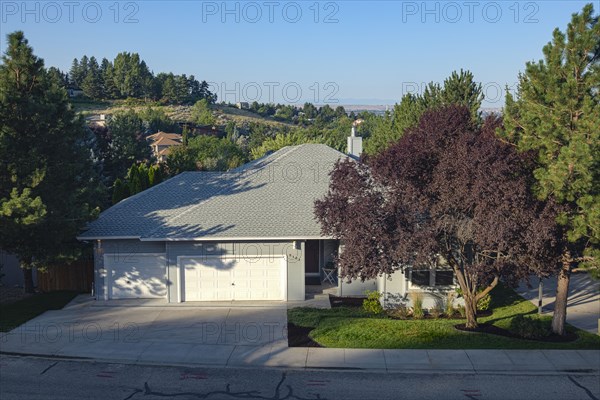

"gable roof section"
[153,136,182,146]
[78,144,348,241]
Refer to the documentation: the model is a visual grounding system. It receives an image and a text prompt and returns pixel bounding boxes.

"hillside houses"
[147,131,183,163]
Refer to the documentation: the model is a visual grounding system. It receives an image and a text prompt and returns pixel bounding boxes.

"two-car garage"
[103,253,287,302]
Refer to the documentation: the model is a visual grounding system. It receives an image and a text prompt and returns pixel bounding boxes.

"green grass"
[0,291,79,332]
[288,285,600,349]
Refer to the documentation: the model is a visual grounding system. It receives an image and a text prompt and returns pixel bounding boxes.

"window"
[410,268,454,287]
[435,270,454,286]
[411,270,431,286]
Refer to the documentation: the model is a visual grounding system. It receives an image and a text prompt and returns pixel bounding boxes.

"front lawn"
[0,291,79,332]
[288,285,600,349]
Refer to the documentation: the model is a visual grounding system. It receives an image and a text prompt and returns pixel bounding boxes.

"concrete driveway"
[0,297,288,366]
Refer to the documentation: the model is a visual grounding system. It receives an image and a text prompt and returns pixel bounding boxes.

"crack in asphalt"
[123,372,325,400]
[122,388,143,400]
[40,361,58,375]
[567,376,600,400]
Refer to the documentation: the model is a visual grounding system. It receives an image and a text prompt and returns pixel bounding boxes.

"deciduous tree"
[315,106,561,329]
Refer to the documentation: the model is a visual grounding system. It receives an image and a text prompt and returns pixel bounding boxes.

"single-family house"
[147,131,183,163]
[78,130,457,306]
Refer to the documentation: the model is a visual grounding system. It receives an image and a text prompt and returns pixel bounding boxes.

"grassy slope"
[288,285,600,349]
[0,291,79,332]
[72,100,293,128]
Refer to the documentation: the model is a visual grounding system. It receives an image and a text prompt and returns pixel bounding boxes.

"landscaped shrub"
[362,290,383,315]
[429,305,443,319]
[509,315,551,339]
[411,293,424,319]
[457,305,467,318]
[429,297,444,319]
[388,304,410,319]
[477,293,492,311]
[456,288,493,312]
[445,292,456,317]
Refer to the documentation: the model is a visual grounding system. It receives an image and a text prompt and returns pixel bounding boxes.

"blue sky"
[0,0,594,106]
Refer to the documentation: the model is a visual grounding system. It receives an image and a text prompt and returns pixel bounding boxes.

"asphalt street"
[0,355,598,400]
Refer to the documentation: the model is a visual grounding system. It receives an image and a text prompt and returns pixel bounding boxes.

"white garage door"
[104,254,167,299]
[180,257,286,301]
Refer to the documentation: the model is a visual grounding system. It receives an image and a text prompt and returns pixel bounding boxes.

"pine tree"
[440,69,483,122]
[501,4,600,335]
[69,57,82,88]
[364,70,484,155]
[0,32,101,292]
[100,58,118,99]
[81,56,103,99]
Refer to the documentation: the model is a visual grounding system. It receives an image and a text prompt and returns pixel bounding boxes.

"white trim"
[177,255,288,302]
[141,236,332,242]
[78,235,140,241]
[82,236,334,242]
[165,243,171,303]
[103,253,167,300]
[176,257,182,303]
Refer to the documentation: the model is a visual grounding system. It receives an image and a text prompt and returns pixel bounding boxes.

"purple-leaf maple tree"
[315,105,562,329]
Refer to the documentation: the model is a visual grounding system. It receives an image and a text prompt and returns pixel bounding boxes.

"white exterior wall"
[375,268,462,310]
[338,277,377,296]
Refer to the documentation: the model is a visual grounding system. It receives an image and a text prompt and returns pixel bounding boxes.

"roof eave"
[76,235,141,241]
[139,236,334,242]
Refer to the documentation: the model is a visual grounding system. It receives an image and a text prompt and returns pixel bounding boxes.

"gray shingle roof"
[78,144,348,241]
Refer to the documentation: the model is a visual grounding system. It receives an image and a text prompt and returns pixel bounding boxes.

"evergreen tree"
[100,57,118,98]
[112,178,129,204]
[69,57,82,88]
[501,4,600,335]
[47,67,68,89]
[440,69,483,122]
[364,70,484,155]
[81,56,103,99]
[0,32,101,292]
[365,94,424,155]
[182,126,190,146]
[191,99,215,126]
[106,110,151,180]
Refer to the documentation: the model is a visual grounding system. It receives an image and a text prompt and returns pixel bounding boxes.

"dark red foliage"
[315,105,562,289]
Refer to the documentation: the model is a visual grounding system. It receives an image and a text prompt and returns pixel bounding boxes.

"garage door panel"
[106,255,167,299]
[180,257,285,301]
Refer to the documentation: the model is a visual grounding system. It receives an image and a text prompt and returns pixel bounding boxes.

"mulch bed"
[455,323,578,343]
[329,295,365,308]
[287,323,322,347]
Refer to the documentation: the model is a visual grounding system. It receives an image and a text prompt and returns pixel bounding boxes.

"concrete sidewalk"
[1,335,598,374]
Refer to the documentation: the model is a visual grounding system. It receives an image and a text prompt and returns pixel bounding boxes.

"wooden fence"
[37,260,94,293]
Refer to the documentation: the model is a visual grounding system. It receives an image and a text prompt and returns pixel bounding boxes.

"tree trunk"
[463,294,478,329]
[23,267,34,294]
[551,254,571,335]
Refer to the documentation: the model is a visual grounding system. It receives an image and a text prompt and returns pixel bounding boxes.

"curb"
[2,351,598,376]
